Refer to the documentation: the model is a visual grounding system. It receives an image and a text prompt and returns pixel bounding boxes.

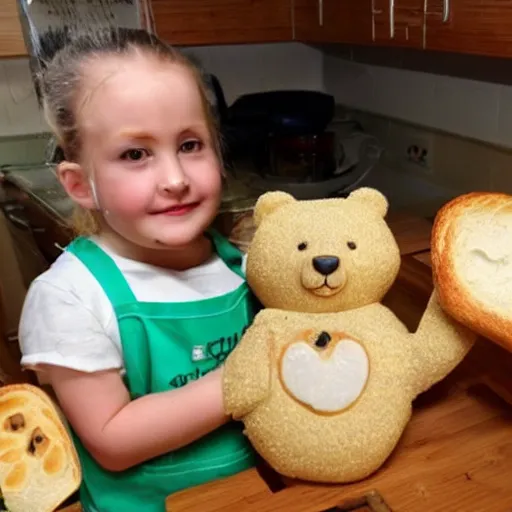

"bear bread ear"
[253,191,296,227]
[347,187,388,218]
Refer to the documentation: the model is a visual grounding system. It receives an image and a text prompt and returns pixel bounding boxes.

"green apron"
[65,231,257,512]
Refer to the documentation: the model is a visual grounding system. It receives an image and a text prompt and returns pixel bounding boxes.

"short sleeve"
[19,280,123,373]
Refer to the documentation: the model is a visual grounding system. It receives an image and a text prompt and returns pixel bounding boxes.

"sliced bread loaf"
[432,191,512,351]
[0,384,81,512]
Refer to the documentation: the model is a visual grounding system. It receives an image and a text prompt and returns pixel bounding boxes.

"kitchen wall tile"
[324,56,375,112]
[350,108,499,196]
[184,42,325,105]
[370,66,437,127]
[0,59,47,137]
[432,75,500,143]
[325,56,506,148]
[497,86,512,148]
[430,133,493,192]
[489,149,512,193]
[349,110,390,145]
[3,59,35,105]
[379,120,430,171]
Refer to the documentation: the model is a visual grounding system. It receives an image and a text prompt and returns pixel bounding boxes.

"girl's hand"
[44,364,228,472]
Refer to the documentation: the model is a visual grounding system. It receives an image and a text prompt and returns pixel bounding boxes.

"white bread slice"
[0,384,81,512]
[431,191,512,352]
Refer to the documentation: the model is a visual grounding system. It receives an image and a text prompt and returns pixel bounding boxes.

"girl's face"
[61,53,222,254]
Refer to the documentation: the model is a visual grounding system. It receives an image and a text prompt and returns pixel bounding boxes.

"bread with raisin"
[0,384,81,512]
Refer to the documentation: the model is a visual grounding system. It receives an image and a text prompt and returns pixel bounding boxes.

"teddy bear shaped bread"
[223,187,476,483]
[0,384,81,512]
[431,191,512,353]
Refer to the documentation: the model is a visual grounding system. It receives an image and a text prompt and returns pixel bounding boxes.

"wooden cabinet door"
[0,0,27,57]
[373,0,425,48]
[425,0,512,58]
[394,0,426,47]
[294,0,373,45]
[151,0,292,46]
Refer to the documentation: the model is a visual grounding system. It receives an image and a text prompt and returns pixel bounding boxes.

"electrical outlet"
[401,135,433,173]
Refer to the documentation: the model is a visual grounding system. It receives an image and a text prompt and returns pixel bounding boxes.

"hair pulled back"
[37,28,221,235]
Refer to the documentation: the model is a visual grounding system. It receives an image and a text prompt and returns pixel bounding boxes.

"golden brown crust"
[0,384,81,483]
[431,191,512,352]
[0,383,82,511]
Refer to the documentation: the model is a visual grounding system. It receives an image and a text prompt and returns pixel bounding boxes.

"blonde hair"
[38,28,222,236]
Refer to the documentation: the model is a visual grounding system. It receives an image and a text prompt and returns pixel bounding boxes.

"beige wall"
[0,42,324,139]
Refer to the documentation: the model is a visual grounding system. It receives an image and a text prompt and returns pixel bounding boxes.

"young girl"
[19,28,257,512]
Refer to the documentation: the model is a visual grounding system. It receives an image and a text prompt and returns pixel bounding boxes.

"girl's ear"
[57,161,96,210]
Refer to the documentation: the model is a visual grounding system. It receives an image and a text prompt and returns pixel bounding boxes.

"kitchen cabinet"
[294,0,373,45]
[294,0,512,57]
[3,0,512,61]
[0,0,27,57]
[151,0,293,46]
[371,0,512,57]
[425,0,512,58]
[373,0,426,48]
[294,0,424,49]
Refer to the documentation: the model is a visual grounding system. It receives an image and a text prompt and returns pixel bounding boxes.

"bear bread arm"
[222,310,273,420]
[408,288,477,397]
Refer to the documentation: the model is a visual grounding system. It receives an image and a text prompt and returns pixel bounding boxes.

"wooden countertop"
[165,215,512,512]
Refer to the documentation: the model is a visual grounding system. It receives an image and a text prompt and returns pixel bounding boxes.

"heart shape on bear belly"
[279,337,369,414]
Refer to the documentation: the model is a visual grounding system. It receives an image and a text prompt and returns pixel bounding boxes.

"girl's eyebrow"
[118,123,209,141]
[118,131,155,141]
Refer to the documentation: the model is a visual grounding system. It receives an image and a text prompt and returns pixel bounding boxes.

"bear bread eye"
[347,241,357,250]
[4,413,25,432]
[297,242,308,251]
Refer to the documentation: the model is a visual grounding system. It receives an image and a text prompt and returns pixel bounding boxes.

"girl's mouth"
[152,202,199,216]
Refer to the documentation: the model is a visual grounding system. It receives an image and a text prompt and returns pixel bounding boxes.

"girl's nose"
[158,179,189,195]
[157,155,190,195]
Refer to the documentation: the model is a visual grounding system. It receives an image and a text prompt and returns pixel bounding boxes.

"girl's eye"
[121,148,148,161]
[180,140,202,153]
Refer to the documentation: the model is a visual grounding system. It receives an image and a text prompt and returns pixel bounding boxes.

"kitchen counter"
[163,252,512,512]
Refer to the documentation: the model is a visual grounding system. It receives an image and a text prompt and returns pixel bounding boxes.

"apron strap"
[66,237,137,308]
[208,229,245,279]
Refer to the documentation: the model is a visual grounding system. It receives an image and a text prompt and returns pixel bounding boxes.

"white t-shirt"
[19,237,247,374]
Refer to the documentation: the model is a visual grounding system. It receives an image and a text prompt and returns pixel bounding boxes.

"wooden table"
[165,214,512,512]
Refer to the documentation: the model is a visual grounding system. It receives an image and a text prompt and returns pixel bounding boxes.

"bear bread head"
[246,187,401,313]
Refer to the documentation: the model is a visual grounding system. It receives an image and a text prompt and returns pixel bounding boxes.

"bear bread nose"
[315,331,331,348]
[313,256,340,276]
